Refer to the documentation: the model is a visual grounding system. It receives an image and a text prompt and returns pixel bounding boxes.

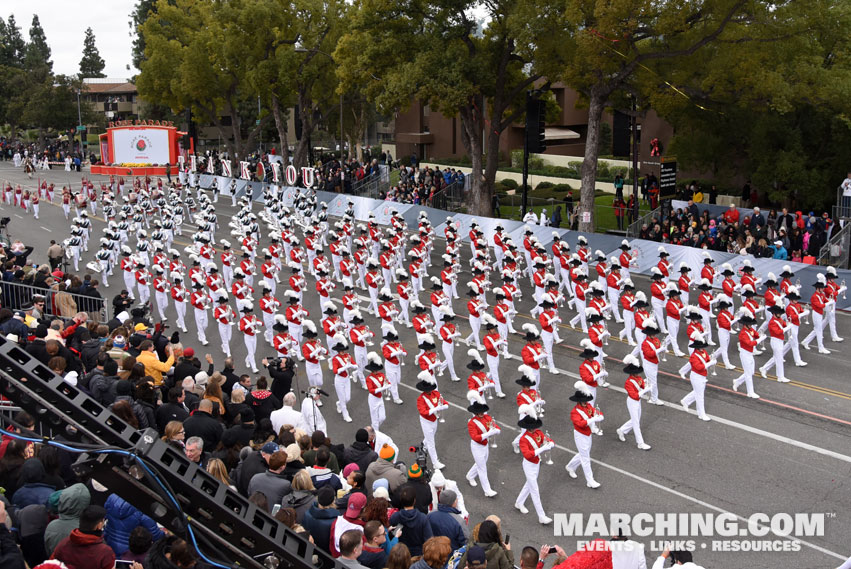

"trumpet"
[543,430,554,465]
[487,417,498,448]
[437,396,447,423]
[843,279,847,300]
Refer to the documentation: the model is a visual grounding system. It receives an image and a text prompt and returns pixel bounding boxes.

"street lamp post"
[295,47,344,161]
[76,90,84,154]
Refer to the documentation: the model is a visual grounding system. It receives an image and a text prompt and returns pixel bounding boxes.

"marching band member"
[396,269,413,328]
[321,301,344,353]
[656,246,671,284]
[377,288,398,335]
[618,239,635,281]
[382,326,407,404]
[802,275,831,354]
[677,307,706,378]
[715,294,738,370]
[606,257,623,323]
[466,350,493,399]
[284,291,308,351]
[170,273,189,333]
[260,250,279,295]
[257,287,279,345]
[189,276,212,346]
[238,299,261,373]
[578,339,607,405]
[782,286,808,368]
[618,279,637,345]
[135,261,152,307]
[733,308,760,399]
[593,250,608,291]
[365,258,384,315]
[340,278,359,331]
[565,381,602,489]
[271,315,297,359]
[330,334,357,423]
[520,324,546,388]
[677,262,692,306]
[415,371,448,470]
[681,332,716,420]
[464,282,486,349]
[288,262,306,304]
[438,307,461,382]
[492,289,514,348]
[466,390,499,498]
[96,240,112,288]
[301,321,328,390]
[417,335,443,378]
[511,369,545,451]
[759,304,791,383]
[696,278,718,345]
[586,307,609,366]
[515,405,554,524]
[365,352,389,431]
[567,270,589,332]
[649,268,668,333]
[640,322,665,405]
[214,296,236,357]
[412,300,434,356]
[152,266,169,321]
[664,283,687,357]
[720,263,739,311]
[616,355,652,450]
[825,267,846,343]
[779,265,795,305]
[500,270,522,333]
[482,315,507,397]
[700,252,716,286]
[349,309,374,387]
[538,299,561,374]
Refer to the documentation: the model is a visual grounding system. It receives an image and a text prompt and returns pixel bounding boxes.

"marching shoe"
[539,515,553,525]
[680,397,691,410]
[637,443,651,450]
[616,428,625,442]
[515,503,529,514]
[566,466,577,479]
[586,480,601,489]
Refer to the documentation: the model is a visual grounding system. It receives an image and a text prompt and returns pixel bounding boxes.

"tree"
[130,0,156,70]
[556,0,776,231]
[336,0,564,215]
[0,16,27,68]
[24,14,51,74]
[79,27,106,78]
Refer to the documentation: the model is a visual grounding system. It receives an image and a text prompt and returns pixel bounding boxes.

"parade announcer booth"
[91,120,190,176]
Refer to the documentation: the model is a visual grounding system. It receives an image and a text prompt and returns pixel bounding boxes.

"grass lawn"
[495,193,651,233]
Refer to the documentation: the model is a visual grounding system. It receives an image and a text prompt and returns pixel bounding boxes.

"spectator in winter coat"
[11,458,56,509]
[182,399,223,453]
[103,493,164,556]
[343,429,378,474]
[388,486,433,557]
[51,505,116,569]
[427,490,466,551]
[457,520,514,569]
[44,483,91,555]
[309,449,342,491]
[245,377,281,423]
[408,537,452,569]
[303,431,340,474]
[365,444,407,498]
[248,451,293,506]
[330,492,367,557]
[358,520,388,569]
[155,387,190,433]
[301,486,340,552]
[235,442,278,496]
[392,464,432,514]
[89,359,119,406]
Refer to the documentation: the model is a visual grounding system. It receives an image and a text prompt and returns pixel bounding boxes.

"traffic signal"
[525,98,547,154]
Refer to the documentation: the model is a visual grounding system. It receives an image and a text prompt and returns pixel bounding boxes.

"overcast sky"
[3,0,138,79]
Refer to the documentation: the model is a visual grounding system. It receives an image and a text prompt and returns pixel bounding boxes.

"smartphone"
[115,561,135,568]
[505,534,510,545]
[271,504,282,516]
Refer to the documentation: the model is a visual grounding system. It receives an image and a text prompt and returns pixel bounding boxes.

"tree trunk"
[293,91,312,170]
[579,89,606,232]
[459,100,488,216]
[270,94,290,166]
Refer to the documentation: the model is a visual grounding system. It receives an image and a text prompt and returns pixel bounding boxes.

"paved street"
[1,163,849,568]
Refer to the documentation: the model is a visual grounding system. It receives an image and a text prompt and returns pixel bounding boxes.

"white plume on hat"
[284,290,299,299]
[737,307,755,319]
[665,282,679,293]
[410,299,424,310]
[721,262,733,271]
[621,239,630,247]
[467,389,486,406]
[521,323,539,336]
[366,351,382,365]
[332,333,347,346]
[467,349,483,364]
[610,256,620,265]
[417,370,436,385]
[716,294,731,304]
[420,333,435,344]
[578,236,588,244]
[384,324,399,336]
[817,273,827,283]
[782,264,792,273]
[644,320,659,331]
[699,278,711,287]
[303,320,317,333]
[518,403,538,420]
[481,313,497,327]
[349,309,363,320]
[623,354,641,368]
[395,268,408,278]
[766,272,777,281]
[274,314,287,325]
[623,278,634,287]
[322,300,338,312]
[573,381,592,397]
[518,364,535,381]
[430,276,441,285]
[651,267,662,276]
[492,287,505,296]
[679,262,690,270]
[742,259,753,268]
[439,306,455,317]
[580,339,596,351]
[468,281,480,293]
[585,306,599,318]
[237,299,253,311]
[741,284,755,293]
[827,266,837,276]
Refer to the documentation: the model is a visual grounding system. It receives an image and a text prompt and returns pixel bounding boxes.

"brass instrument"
[543,430,554,465]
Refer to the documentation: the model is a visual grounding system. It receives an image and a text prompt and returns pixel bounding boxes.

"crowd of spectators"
[636,202,833,261]
[382,166,466,205]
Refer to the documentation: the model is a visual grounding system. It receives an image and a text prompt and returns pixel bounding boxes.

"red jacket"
[52,529,115,569]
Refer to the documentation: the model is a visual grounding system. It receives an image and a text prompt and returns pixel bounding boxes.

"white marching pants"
[643,361,659,401]
[666,317,683,355]
[465,317,482,348]
[652,299,667,333]
[619,311,635,344]
[782,325,804,365]
[354,345,367,386]
[368,395,385,431]
[802,312,826,351]
[419,416,440,465]
[760,336,786,380]
[683,372,708,417]
[441,342,458,380]
[334,374,352,420]
[466,441,493,493]
[218,323,232,356]
[155,291,168,321]
[306,361,323,387]
[194,309,208,344]
[516,459,546,518]
[243,334,257,371]
[566,431,595,483]
[386,362,401,399]
[733,349,756,396]
[619,398,645,445]
[607,290,622,322]
[718,329,733,367]
[486,354,503,395]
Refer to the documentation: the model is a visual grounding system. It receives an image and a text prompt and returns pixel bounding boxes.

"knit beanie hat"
[378,444,395,461]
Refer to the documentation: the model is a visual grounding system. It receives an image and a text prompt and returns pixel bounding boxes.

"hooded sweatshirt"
[44,483,91,555]
[104,493,165,555]
[11,458,55,509]
[52,528,116,569]
[389,508,433,557]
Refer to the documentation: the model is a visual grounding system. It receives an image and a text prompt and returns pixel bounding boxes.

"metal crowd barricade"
[0,281,110,323]
[819,214,851,268]
[626,206,662,238]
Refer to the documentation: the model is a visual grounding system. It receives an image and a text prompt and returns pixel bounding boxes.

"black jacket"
[268,364,294,400]
[393,480,433,514]
[343,442,378,474]
[235,451,268,496]
[25,339,50,365]
[89,374,118,406]
[224,423,255,449]
[183,410,223,453]
[220,366,240,395]
[79,339,102,372]
[156,402,190,433]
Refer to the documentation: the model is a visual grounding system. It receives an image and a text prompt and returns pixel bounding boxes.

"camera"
[266,356,282,368]
[408,444,433,482]
[0,217,10,228]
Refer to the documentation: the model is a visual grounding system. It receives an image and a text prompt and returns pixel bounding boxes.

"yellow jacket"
[136,350,175,385]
